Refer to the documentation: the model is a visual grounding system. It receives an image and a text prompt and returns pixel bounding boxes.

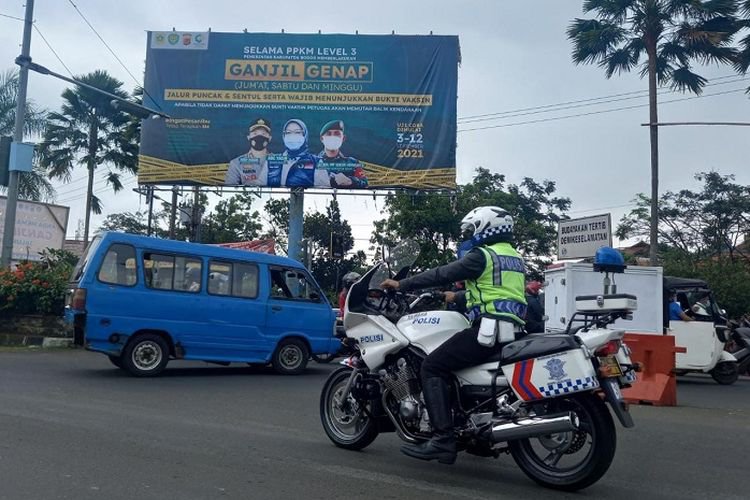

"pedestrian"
[524,280,544,333]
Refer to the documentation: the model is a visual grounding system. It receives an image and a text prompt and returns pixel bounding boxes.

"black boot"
[401,377,457,465]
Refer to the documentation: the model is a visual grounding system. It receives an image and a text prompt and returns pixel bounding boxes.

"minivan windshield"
[70,235,102,282]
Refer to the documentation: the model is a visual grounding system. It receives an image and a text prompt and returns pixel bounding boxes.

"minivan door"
[265,266,336,356]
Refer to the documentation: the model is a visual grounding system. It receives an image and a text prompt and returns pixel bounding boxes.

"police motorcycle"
[320,241,639,491]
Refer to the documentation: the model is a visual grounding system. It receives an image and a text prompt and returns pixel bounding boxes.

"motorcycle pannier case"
[501,336,599,401]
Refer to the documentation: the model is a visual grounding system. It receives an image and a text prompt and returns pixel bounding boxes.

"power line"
[0,12,24,22]
[66,0,141,86]
[32,24,74,77]
[456,87,748,133]
[64,0,163,111]
[457,76,749,125]
[456,74,746,122]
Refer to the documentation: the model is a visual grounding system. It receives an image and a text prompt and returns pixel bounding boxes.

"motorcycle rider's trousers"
[421,323,505,382]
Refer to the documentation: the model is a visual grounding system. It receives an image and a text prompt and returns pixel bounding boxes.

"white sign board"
[0,197,69,262]
[557,213,612,260]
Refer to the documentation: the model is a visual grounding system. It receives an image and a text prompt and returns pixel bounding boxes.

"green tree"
[256,198,363,294]
[373,168,570,278]
[201,192,263,244]
[39,70,137,246]
[0,69,54,201]
[567,0,740,265]
[617,171,750,265]
[260,198,291,253]
[98,210,167,237]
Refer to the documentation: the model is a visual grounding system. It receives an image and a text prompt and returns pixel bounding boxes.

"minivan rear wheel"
[272,338,309,375]
[123,334,170,377]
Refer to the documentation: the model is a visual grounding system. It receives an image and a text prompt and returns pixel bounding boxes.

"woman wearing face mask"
[273,118,325,188]
[317,120,368,188]
[224,118,273,186]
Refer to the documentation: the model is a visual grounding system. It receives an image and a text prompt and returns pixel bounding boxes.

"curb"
[0,334,73,348]
[42,338,74,348]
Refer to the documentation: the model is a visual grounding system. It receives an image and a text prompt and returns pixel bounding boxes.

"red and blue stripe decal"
[511,359,544,401]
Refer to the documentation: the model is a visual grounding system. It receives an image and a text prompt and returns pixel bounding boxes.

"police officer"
[224,118,272,186]
[381,206,527,465]
[318,120,368,188]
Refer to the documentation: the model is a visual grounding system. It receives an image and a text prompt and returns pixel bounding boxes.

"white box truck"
[543,262,663,334]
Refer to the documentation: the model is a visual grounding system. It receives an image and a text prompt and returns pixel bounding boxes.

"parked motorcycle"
[724,317,750,376]
[320,241,639,491]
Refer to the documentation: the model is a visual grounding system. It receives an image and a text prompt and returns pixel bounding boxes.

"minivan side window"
[208,261,232,296]
[269,267,321,301]
[97,244,137,286]
[233,263,259,299]
[143,252,202,293]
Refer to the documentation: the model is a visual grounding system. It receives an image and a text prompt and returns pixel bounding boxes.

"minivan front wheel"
[272,338,309,375]
[123,334,170,377]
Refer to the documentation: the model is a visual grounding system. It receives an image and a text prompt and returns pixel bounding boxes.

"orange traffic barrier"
[620,333,687,406]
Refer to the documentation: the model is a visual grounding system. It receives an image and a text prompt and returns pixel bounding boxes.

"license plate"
[607,378,623,400]
[599,355,623,377]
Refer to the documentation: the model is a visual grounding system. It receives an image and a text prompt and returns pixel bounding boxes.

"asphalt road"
[1,349,749,500]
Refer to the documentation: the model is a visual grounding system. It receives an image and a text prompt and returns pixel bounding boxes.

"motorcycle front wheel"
[509,392,616,492]
[320,367,379,450]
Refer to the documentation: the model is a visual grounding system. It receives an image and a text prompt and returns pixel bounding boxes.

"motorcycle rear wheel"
[509,393,616,492]
[710,362,739,385]
[320,367,379,450]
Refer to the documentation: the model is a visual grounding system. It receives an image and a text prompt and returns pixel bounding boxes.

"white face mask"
[322,135,343,151]
[284,134,305,150]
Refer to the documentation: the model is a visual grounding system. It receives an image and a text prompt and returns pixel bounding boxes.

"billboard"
[557,214,612,260]
[139,31,459,190]
[0,197,69,262]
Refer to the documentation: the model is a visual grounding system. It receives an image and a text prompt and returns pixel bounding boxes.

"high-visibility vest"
[465,242,527,324]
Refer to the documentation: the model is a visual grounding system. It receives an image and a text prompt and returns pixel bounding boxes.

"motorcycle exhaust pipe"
[491,412,579,443]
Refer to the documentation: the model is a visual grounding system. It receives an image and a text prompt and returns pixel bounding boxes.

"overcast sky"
[1,0,748,255]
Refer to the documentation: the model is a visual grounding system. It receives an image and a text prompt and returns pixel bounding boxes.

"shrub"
[0,258,73,316]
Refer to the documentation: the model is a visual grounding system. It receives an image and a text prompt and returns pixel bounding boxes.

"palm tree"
[736,1,750,84]
[0,69,54,202]
[39,70,137,245]
[567,0,740,265]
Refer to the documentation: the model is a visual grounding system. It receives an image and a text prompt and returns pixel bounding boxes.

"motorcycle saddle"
[500,334,579,365]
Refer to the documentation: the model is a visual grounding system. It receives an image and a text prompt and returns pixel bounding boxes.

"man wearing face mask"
[317,120,368,188]
[224,118,273,186]
[270,118,327,188]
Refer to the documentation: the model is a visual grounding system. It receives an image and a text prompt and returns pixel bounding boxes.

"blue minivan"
[66,232,338,376]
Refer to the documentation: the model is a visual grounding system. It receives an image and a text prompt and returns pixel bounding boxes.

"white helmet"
[460,206,514,239]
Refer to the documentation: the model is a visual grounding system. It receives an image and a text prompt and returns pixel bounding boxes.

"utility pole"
[1,0,34,267]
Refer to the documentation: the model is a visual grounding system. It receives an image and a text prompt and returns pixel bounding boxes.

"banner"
[215,239,276,254]
[0,197,69,262]
[139,32,459,190]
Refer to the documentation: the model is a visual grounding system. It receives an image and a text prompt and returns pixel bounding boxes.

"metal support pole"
[146,186,154,236]
[1,0,34,267]
[192,186,201,242]
[288,188,304,262]
[168,186,178,239]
